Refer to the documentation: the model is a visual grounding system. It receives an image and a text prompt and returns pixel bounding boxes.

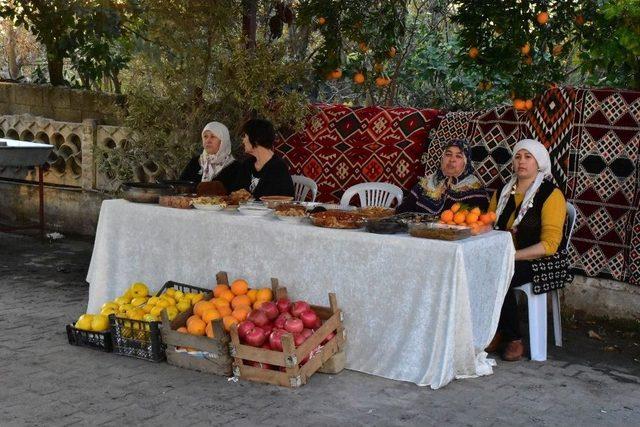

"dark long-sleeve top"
[179,156,244,193]
[236,154,295,199]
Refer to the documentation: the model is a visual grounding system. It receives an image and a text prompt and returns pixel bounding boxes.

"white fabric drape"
[87,200,514,389]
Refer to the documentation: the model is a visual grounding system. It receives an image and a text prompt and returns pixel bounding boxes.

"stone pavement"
[1,232,639,427]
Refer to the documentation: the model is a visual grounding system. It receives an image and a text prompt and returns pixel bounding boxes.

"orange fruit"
[470,207,481,215]
[194,300,214,317]
[231,294,251,309]
[575,14,585,26]
[468,47,479,59]
[177,326,188,333]
[440,210,454,222]
[513,99,527,110]
[331,69,342,79]
[211,297,230,310]
[186,314,201,328]
[213,284,229,298]
[223,315,238,332]
[447,221,457,225]
[230,279,249,296]
[358,41,368,52]
[220,289,235,303]
[466,213,479,224]
[375,76,390,87]
[253,300,266,310]
[388,46,397,58]
[453,212,466,224]
[205,322,215,338]
[479,213,492,225]
[202,308,222,325]
[217,305,232,317]
[256,288,273,302]
[450,203,461,213]
[525,99,533,110]
[536,11,549,25]
[353,72,365,84]
[521,43,531,55]
[246,289,258,303]
[232,306,251,322]
[187,317,206,336]
[317,16,326,25]
[489,211,497,221]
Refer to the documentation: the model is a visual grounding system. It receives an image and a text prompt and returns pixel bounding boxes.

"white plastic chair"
[339,182,404,208]
[514,201,576,361]
[291,175,318,202]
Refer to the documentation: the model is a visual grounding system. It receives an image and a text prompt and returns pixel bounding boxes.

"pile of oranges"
[439,203,496,234]
[177,279,273,338]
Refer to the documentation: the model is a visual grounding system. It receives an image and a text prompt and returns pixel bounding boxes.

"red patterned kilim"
[276,104,441,203]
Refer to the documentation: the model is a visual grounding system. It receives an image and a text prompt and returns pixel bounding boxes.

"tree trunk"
[6,24,19,79]
[47,55,65,86]
[242,0,257,48]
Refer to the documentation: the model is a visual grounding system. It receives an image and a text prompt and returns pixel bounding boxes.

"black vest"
[495,180,565,250]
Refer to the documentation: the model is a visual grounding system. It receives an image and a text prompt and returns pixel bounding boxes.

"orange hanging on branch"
[536,11,549,25]
[353,72,365,84]
[468,47,479,59]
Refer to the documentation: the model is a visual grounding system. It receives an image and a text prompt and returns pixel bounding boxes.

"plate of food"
[191,196,227,211]
[408,222,472,240]
[237,201,273,217]
[273,203,308,223]
[223,189,253,209]
[357,206,396,219]
[260,195,294,208]
[309,210,366,229]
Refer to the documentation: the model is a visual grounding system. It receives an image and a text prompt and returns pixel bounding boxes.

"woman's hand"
[514,242,547,261]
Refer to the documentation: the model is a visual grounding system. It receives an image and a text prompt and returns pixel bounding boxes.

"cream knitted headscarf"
[198,122,234,182]
[494,139,552,228]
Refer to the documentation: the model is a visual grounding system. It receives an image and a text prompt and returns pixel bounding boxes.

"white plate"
[192,203,225,211]
[237,207,273,217]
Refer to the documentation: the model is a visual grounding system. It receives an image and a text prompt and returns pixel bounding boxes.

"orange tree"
[452,0,599,109]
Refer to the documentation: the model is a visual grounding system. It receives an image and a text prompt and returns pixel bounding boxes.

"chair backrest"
[340,182,404,208]
[564,201,577,251]
[291,175,318,203]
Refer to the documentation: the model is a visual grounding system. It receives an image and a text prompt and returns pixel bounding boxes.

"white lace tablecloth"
[87,199,514,389]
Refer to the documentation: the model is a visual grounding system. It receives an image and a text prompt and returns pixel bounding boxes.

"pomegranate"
[269,329,286,351]
[261,322,274,334]
[301,328,313,340]
[247,309,269,327]
[284,318,304,334]
[290,301,311,317]
[244,327,267,347]
[293,332,307,347]
[276,298,291,314]
[313,317,322,329]
[248,360,271,370]
[299,310,318,329]
[260,301,279,320]
[274,312,292,329]
[237,320,255,339]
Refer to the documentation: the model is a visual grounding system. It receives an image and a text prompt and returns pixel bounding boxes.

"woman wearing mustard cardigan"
[486,139,569,361]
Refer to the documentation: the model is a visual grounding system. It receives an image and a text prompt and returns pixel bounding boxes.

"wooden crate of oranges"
[229,283,346,388]
[160,271,276,376]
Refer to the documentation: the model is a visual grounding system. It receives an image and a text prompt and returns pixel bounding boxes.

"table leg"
[38,165,45,237]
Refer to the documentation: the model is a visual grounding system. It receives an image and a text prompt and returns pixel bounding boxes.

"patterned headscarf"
[413,139,487,214]
[199,122,234,182]
[494,139,553,228]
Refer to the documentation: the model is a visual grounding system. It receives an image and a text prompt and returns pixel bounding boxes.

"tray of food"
[159,195,196,209]
[191,196,227,211]
[357,206,396,219]
[273,203,309,223]
[408,222,472,240]
[309,210,366,229]
[392,212,439,224]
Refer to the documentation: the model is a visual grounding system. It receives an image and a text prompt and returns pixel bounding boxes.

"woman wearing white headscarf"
[180,121,243,193]
[485,139,569,361]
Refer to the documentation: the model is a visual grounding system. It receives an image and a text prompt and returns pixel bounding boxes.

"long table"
[86,199,514,389]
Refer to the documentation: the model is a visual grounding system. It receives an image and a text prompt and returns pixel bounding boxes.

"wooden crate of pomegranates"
[229,284,346,388]
[159,272,233,376]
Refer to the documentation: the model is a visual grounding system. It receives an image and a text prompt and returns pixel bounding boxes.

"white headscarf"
[198,122,234,182]
[495,139,553,228]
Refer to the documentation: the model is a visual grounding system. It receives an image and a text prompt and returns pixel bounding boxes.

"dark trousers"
[498,260,533,341]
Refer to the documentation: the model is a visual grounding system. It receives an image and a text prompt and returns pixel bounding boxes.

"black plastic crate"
[155,280,211,297]
[66,324,113,352]
[109,314,165,362]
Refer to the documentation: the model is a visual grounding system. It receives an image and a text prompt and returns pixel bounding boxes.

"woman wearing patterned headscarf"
[180,121,243,193]
[485,139,569,362]
[397,139,489,214]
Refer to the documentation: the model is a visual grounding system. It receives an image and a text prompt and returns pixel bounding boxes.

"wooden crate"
[229,280,346,388]
[159,272,233,376]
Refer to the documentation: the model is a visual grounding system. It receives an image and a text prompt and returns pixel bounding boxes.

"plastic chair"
[340,182,403,208]
[291,175,318,202]
[514,201,576,361]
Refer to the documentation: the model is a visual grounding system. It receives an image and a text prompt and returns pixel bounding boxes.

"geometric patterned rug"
[276,104,441,203]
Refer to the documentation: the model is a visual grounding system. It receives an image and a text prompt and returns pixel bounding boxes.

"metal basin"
[121,182,175,203]
[0,139,54,167]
